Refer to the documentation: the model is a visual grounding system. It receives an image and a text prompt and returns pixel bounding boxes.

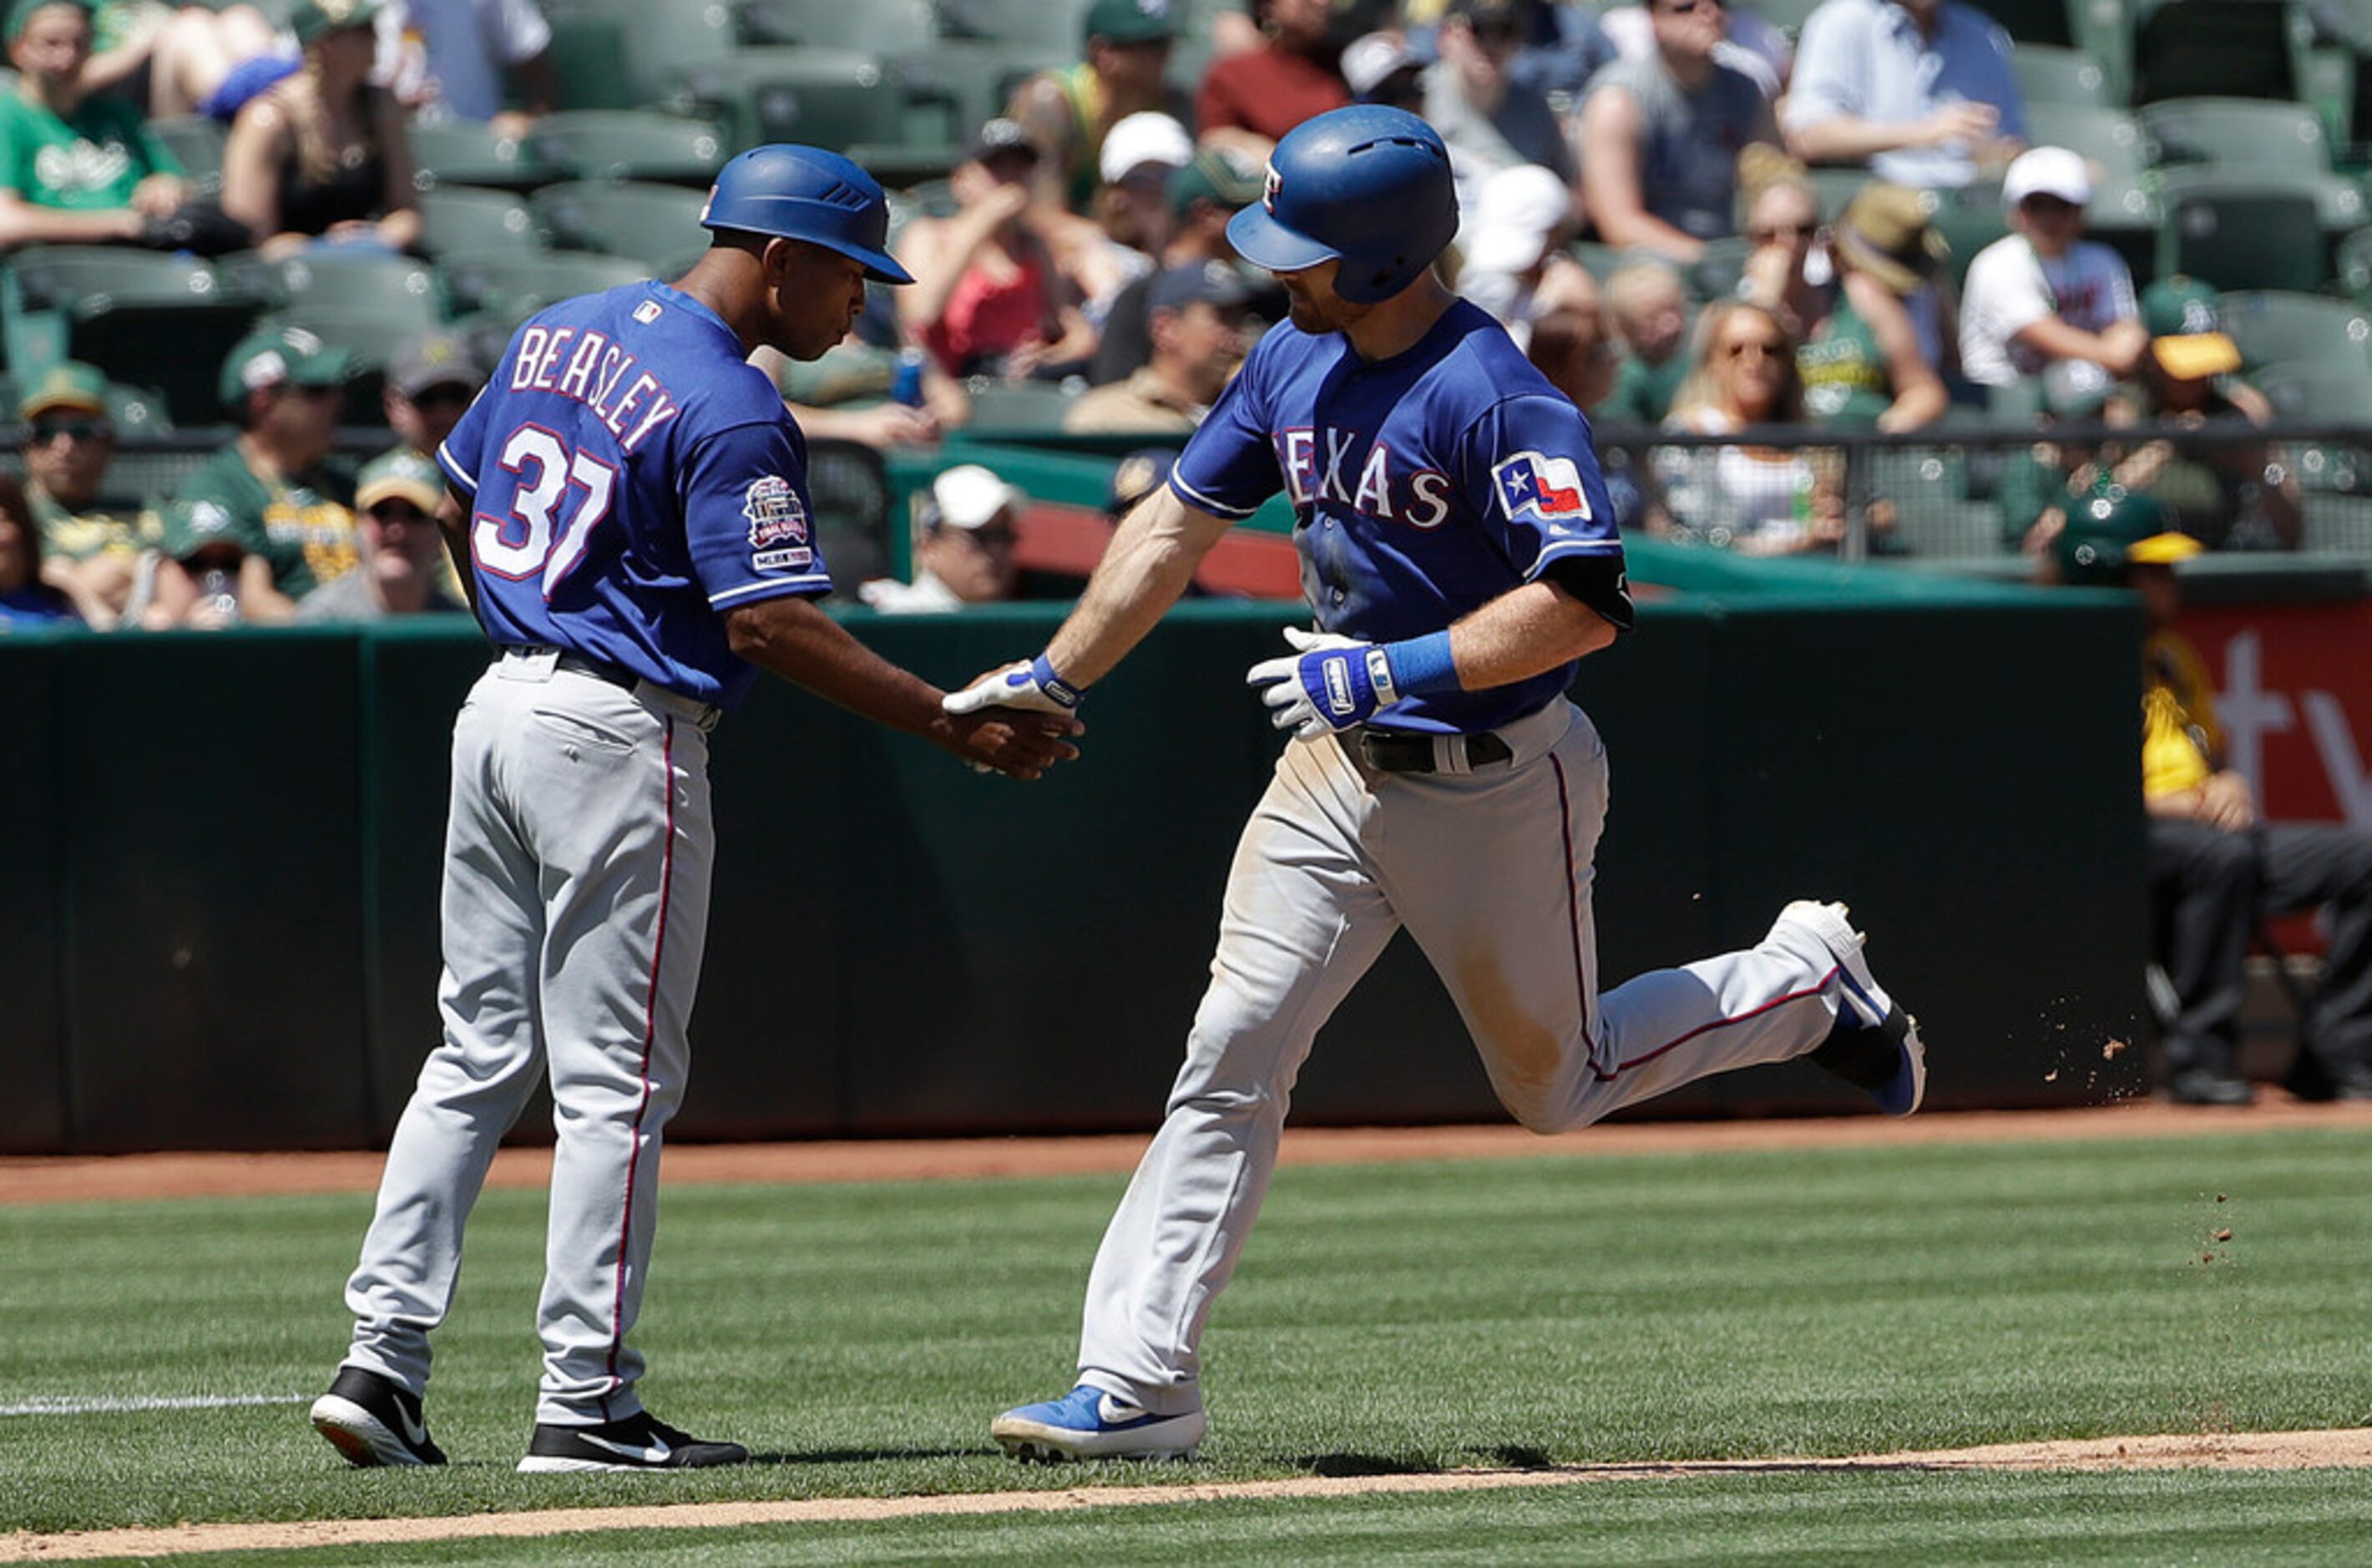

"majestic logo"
[1262,159,1281,214]
[1491,452,1594,525]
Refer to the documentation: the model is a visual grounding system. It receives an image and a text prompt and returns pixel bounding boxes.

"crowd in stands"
[9,0,2372,633]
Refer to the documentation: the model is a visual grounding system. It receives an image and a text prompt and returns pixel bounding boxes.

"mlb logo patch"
[1490,451,1593,527]
[743,475,808,548]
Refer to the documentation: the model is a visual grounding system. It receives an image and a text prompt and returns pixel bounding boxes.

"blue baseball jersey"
[1169,299,1623,734]
[437,281,830,710]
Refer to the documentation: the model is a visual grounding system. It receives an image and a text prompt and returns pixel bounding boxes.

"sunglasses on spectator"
[962,524,1018,549]
[1723,337,1786,360]
[369,501,432,524]
[29,420,110,444]
[1656,0,1724,13]
[407,384,474,410]
[1751,220,1817,244]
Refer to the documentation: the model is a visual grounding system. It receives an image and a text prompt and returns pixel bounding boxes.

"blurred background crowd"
[7,0,2372,631]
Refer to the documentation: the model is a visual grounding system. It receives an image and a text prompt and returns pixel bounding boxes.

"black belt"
[1357,729,1514,774]
[555,651,639,691]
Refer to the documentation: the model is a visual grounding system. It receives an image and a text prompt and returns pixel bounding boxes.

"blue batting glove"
[1245,628,1400,741]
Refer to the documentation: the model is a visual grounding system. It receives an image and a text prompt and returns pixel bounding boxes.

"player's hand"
[1245,626,1402,741]
[933,706,1084,781]
[943,655,1085,717]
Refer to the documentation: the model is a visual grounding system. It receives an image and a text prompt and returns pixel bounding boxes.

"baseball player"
[309,144,1080,1474]
[948,105,1926,1463]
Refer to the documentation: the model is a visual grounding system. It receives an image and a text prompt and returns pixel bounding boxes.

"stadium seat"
[1861,447,2002,558]
[222,250,445,330]
[2131,0,2304,104]
[555,0,734,105]
[1924,183,2011,290]
[1,248,257,411]
[539,11,640,112]
[69,292,262,427]
[2303,492,2372,550]
[963,377,1075,433]
[937,0,1090,51]
[527,110,727,185]
[891,39,1054,139]
[2338,225,2372,296]
[408,119,554,190]
[1802,166,1869,222]
[2139,96,2330,174]
[417,183,544,258]
[2215,290,2372,373]
[439,248,651,326]
[735,0,934,52]
[2012,44,2112,108]
[2254,361,2372,422]
[150,114,225,194]
[529,180,710,270]
[1969,0,2075,45]
[1747,0,1827,38]
[670,51,960,180]
[2153,175,2332,291]
[1687,235,1752,303]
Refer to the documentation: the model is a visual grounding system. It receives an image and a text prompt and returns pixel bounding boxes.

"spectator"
[378,327,484,464]
[1005,0,1190,215]
[1456,159,1598,349]
[220,0,422,258]
[1424,0,1579,220]
[1196,0,1350,162]
[756,331,969,448]
[1995,368,2111,555]
[78,2,285,122]
[1066,109,1195,327]
[151,326,357,627]
[0,474,82,629]
[1576,0,1778,262]
[1105,444,1179,521]
[1597,255,1692,424]
[1091,142,1266,386]
[0,0,190,248]
[2049,492,2372,1105]
[373,0,554,137]
[1778,180,1951,430]
[1065,260,1252,432]
[1340,30,1425,113]
[1526,301,1622,413]
[1496,0,1622,104]
[1783,0,2023,191]
[19,362,154,630]
[1960,146,2146,397]
[1734,150,1823,335]
[858,463,1023,613]
[2101,277,2299,552]
[896,120,1096,381]
[295,451,468,620]
[1657,299,1849,553]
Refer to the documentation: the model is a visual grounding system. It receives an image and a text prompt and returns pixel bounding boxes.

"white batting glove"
[1245,626,1402,741]
[942,654,1085,717]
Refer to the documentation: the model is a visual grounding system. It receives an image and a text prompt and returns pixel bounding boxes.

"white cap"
[1099,111,1194,185]
[2002,144,2092,208]
[1461,163,1571,276]
[928,464,1024,530]
[1340,31,1417,97]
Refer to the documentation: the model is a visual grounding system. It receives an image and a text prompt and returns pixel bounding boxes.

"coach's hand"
[1247,627,1403,741]
[942,654,1085,718]
[933,704,1084,781]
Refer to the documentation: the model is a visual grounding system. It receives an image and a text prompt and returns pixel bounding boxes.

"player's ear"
[760,236,797,284]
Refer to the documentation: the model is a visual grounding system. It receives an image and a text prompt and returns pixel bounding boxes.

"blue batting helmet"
[700,144,915,286]
[1226,105,1457,305]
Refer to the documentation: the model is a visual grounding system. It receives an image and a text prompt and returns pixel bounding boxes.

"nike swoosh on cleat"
[394,1404,430,1449]
[575,1433,672,1464]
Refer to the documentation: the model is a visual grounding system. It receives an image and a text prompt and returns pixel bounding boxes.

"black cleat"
[311,1366,446,1467]
[2167,1068,2254,1106]
[517,1410,749,1473]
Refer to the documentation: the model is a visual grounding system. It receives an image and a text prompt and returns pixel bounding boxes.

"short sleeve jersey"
[0,92,177,210]
[437,280,828,710]
[165,444,357,596]
[1169,299,1622,734]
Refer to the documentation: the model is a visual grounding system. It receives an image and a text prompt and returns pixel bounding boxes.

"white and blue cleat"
[1778,899,1927,1117]
[991,1384,1206,1462]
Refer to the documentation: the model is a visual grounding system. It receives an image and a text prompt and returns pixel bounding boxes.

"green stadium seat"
[670,50,962,180]
[417,183,544,258]
[529,180,710,270]
[2337,225,2372,296]
[2013,45,2113,108]
[2154,159,2361,239]
[2152,175,2331,292]
[2139,96,2330,173]
[890,39,1053,138]
[735,0,934,51]
[2215,290,2372,373]
[526,110,727,185]
[2131,0,2305,104]
[1967,0,2074,45]
[539,12,640,111]
[1802,166,1869,222]
[937,0,1090,51]
[2302,492,2372,550]
[1686,235,1752,304]
[1924,182,2011,290]
[408,118,555,190]
[2253,361,2372,422]
[439,248,651,326]
[554,0,732,105]
[221,250,445,329]
[1747,0,1828,38]
[149,114,225,195]
[1,247,259,412]
[963,377,1075,433]
[1862,447,2002,559]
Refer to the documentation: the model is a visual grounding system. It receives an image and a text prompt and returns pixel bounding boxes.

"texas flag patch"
[1491,451,1594,529]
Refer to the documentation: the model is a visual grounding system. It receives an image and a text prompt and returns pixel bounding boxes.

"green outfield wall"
[4,568,2147,1152]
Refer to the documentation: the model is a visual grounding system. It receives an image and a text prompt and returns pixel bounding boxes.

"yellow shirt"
[2142,628,2218,799]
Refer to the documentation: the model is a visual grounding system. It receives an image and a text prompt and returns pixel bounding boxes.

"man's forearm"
[731,595,948,736]
[1044,486,1232,685]
[1784,114,1919,164]
[1445,579,1617,690]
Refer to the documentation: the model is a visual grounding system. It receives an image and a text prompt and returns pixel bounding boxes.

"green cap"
[2142,275,2220,339]
[5,0,89,43]
[159,495,247,564]
[1167,144,1263,216]
[219,325,352,410]
[291,0,379,45]
[2054,486,2203,585]
[1083,0,1173,47]
[356,449,445,513]
[19,359,109,421]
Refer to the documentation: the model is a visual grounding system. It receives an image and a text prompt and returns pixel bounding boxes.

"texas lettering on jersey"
[1275,427,1453,529]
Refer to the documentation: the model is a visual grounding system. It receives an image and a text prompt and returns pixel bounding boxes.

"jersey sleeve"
[680,417,832,609]
[1451,393,1623,579]
[1166,340,1277,519]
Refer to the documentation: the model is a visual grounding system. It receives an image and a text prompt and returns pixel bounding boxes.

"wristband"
[1030,652,1085,711]
[1380,631,1459,697]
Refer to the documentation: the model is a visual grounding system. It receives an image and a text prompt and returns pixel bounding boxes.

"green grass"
[5,1128,2371,1559]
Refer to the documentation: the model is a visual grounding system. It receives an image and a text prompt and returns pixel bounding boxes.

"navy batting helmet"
[1226,105,1457,305]
[700,144,914,286]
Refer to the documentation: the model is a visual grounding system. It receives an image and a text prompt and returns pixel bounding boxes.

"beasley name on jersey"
[1169,299,1621,733]
[438,281,831,710]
